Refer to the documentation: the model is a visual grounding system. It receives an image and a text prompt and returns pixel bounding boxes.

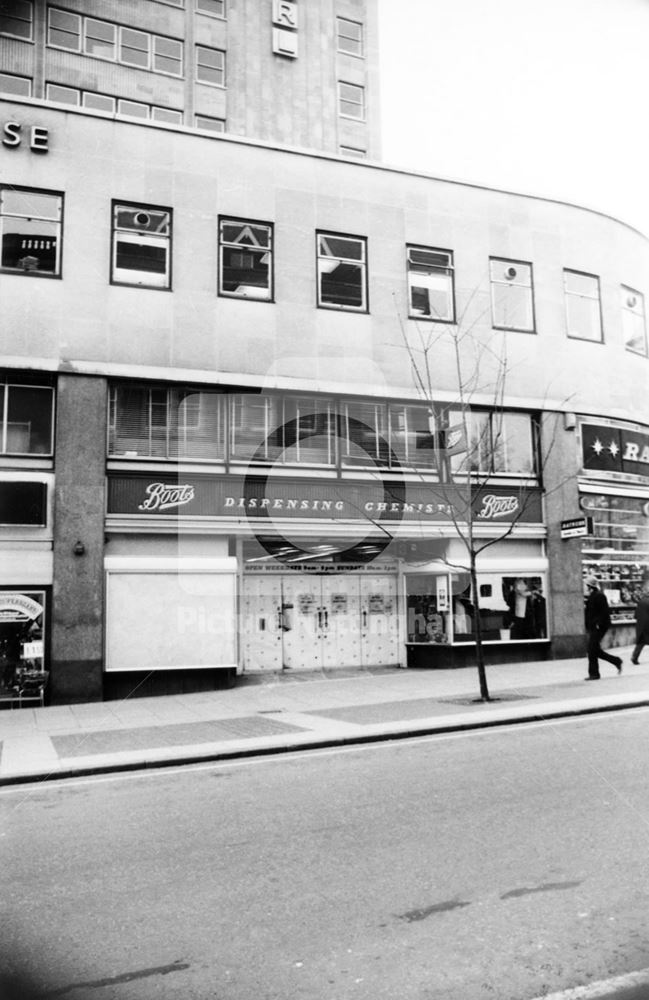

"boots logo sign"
[478,494,519,519]
[138,483,195,511]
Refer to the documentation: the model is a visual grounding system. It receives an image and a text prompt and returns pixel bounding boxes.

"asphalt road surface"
[2,709,649,1000]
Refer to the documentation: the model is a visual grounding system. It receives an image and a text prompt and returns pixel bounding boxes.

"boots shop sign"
[582,422,649,480]
[108,475,542,524]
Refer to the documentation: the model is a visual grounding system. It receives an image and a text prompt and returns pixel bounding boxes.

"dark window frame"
[110,199,173,291]
[489,256,536,334]
[564,268,604,344]
[0,185,64,279]
[316,230,369,313]
[407,244,456,323]
[218,216,274,302]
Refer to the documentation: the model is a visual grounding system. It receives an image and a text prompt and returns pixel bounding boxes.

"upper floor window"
[407,246,454,322]
[196,0,225,16]
[448,409,536,476]
[564,269,602,342]
[47,8,183,76]
[338,81,365,120]
[621,286,647,356]
[490,258,535,332]
[317,232,367,311]
[219,219,273,300]
[109,384,224,460]
[196,45,225,86]
[342,401,437,470]
[0,187,62,277]
[336,17,363,56]
[230,395,335,466]
[195,115,225,133]
[111,203,171,289]
[0,381,54,456]
[0,73,31,97]
[0,0,33,40]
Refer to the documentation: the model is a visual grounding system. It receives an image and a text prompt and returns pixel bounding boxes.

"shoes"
[584,676,600,681]
[616,658,623,674]
[631,658,639,665]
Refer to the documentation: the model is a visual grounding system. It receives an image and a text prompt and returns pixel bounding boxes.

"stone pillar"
[51,375,107,702]
[542,411,587,659]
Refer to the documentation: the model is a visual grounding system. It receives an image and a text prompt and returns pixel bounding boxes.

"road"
[2,710,649,1000]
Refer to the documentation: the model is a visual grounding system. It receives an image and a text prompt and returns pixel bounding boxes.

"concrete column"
[542,412,587,659]
[51,375,107,702]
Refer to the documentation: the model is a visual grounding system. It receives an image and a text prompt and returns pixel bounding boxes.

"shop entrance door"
[240,575,283,672]
[242,573,399,672]
[360,576,399,665]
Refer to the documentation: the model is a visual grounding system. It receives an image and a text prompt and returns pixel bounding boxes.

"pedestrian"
[584,575,623,680]
[631,586,649,665]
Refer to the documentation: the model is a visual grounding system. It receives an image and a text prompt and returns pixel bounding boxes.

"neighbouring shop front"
[106,472,547,675]
[578,420,649,644]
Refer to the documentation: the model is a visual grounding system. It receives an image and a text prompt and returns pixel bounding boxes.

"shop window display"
[406,573,547,644]
[0,591,47,706]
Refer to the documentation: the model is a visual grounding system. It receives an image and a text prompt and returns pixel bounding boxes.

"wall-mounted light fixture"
[73,540,86,556]
[563,412,577,431]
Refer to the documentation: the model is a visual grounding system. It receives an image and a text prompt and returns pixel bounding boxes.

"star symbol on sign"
[591,438,604,455]
[608,440,619,457]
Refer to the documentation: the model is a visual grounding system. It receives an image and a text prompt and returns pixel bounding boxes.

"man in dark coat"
[631,588,649,665]
[584,575,623,680]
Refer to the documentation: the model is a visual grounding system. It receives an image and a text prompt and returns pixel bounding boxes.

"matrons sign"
[108,475,543,524]
[560,516,593,539]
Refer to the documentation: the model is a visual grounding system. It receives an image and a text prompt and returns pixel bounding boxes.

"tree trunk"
[470,556,491,701]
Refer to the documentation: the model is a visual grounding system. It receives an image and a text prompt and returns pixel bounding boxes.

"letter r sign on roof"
[272,0,298,29]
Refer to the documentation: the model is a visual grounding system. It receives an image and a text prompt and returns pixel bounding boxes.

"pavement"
[1,646,648,786]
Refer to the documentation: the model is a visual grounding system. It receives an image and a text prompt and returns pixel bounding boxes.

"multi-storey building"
[1,0,648,703]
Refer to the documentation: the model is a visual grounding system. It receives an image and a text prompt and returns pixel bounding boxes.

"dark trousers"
[587,628,620,678]
[632,641,645,663]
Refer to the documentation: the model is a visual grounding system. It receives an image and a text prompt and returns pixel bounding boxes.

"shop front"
[106,472,547,677]
[578,419,649,644]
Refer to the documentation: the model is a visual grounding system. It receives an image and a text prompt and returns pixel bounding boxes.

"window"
[111,203,171,289]
[47,8,81,50]
[336,17,363,56]
[196,0,225,16]
[0,0,32,39]
[120,27,150,68]
[490,258,534,331]
[0,381,54,455]
[407,246,454,321]
[46,83,79,105]
[47,8,183,77]
[343,401,389,467]
[621,286,647,356]
[0,73,31,97]
[118,99,149,120]
[196,45,225,85]
[447,409,535,476]
[153,35,183,76]
[338,81,365,119]
[195,115,225,132]
[109,385,224,460]
[0,188,62,276]
[219,219,273,300]
[152,106,183,124]
[83,92,116,113]
[84,17,116,59]
[317,232,367,311]
[564,269,602,342]
[389,404,437,469]
[230,395,335,465]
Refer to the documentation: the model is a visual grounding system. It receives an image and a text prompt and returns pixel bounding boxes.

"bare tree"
[392,294,567,702]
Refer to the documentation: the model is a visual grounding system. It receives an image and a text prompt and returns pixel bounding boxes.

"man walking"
[631,585,649,665]
[584,575,622,680]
